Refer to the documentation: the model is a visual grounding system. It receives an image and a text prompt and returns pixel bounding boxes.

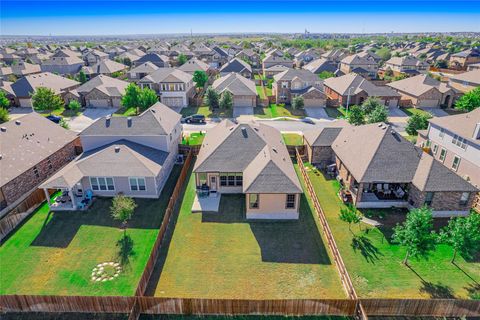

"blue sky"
[2,1,480,35]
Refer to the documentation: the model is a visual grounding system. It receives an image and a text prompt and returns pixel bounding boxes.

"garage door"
[162,97,183,107]
[304,98,326,108]
[388,99,399,108]
[88,99,111,108]
[234,97,254,107]
[417,99,439,108]
[111,98,122,108]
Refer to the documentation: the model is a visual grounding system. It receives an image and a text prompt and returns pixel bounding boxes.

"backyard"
[150,168,345,299]
[282,133,304,146]
[299,163,480,299]
[0,166,181,296]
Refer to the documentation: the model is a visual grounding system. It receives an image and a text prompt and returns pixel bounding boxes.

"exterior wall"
[1,139,79,207]
[245,193,300,219]
[233,95,256,108]
[81,176,158,198]
[395,88,442,108]
[308,145,335,168]
[408,185,475,215]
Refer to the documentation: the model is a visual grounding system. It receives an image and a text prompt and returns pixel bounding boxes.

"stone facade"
[0,138,80,207]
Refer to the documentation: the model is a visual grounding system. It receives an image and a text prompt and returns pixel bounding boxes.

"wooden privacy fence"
[178,144,201,156]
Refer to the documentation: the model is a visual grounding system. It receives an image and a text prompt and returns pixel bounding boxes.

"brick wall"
[1,138,80,206]
[408,185,475,212]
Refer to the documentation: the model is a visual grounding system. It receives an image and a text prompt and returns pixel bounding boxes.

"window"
[249,194,259,209]
[424,192,434,206]
[452,135,467,150]
[286,194,296,209]
[452,156,461,171]
[219,173,242,187]
[439,148,447,162]
[129,177,146,191]
[439,128,445,138]
[198,173,207,186]
[106,178,115,191]
[432,144,438,155]
[459,192,470,205]
[98,178,107,191]
[281,82,288,88]
[33,166,40,178]
[228,175,235,186]
[90,177,115,191]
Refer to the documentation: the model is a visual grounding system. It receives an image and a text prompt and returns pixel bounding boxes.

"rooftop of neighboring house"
[86,49,109,58]
[128,61,159,75]
[0,112,78,188]
[385,55,429,67]
[262,53,293,64]
[264,64,290,72]
[194,120,302,194]
[178,58,210,73]
[273,68,319,83]
[340,54,378,66]
[303,120,349,147]
[324,73,400,97]
[219,57,252,74]
[387,74,455,96]
[212,72,256,96]
[303,58,338,74]
[428,108,480,144]
[74,74,129,97]
[448,69,480,85]
[81,102,181,137]
[135,53,169,65]
[11,72,79,97]
[83,59,127,75]
[138,67,192,84]
[451,48,480,58]
[237,49,258,58]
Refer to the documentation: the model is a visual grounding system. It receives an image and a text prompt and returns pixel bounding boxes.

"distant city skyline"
[2,1,480,36]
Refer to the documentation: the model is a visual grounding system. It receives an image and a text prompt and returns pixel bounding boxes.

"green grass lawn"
[113,107,138,117]
[403,107,433,118]
[282,133,304,146]
[325,108,344,119]
[38,107,80,118]
[265,87,273,96]
[256,85,266,99]
[0,166,181,296]
[181,106,233,118]
[255,104,305,119]
[152,168,345,299]
[298,163,480,299]
[182,132,205,146]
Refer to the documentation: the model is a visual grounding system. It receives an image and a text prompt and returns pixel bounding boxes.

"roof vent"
[272,147,278,153]
[127,116,132,127]
[114,146,120,153]
[15,120,21,125]
[0,127,6,132]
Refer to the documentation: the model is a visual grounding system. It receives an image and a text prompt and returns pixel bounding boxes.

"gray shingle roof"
[325,73,400,97]
[212,73,256,96]
[11,72,79,97]
[75,75,129,97]
[219,58,252,74]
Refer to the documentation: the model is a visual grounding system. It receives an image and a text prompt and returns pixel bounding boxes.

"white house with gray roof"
[40,103,182,210]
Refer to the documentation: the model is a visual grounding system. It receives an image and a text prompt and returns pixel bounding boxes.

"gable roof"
[219,58,252,74]
[178,58,210,73]
[303,58,338,74]
[128,61,159,75]
[11,72,79,97]
[325,73,400,97]
[273,68,319,82]
[428,108,480,143]
[139,68,192,84]
[387,74,454,97]
[449,69,480,85]
[303,120,348,147]
[212,72,256,96]
[83,59,127,75]
[75,75,129,97]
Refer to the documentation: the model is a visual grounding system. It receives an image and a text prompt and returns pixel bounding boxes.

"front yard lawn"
[325,108,344,119]
[114,107,138,117]
[298,163,480,299]
[0,166,181,296]
[152,168,345,299]
[181,106,233,118]
[282,133,304,146]
[254,104,305,119]
[403,107,433,118]
[38,107,80,118]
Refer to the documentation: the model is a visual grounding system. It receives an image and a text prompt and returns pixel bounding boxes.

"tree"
[219,91,233,109]
[375,47,391,61]
[121,83,141,110]
[318,71,335,80]
[0,91,10,109]
[110,195,137,236]
[367,104,389,124]
[455,87,480,112]
[439,213,480,263]
[32,87,64,111]
[59,118,69,129]
[138,87,158,111]
[405,113,431,136]
[361,96,381,114]
[392,207,436,265]
[292,96,304,110]
[77,70,87,84]
[0,107,9,124]
[434,60,448,69]
[339,205,362,234]
[67,100,81,113]
[347,105,365,125]
[204,86,219,109]
[177,53,187,66]
[193,70,208,89]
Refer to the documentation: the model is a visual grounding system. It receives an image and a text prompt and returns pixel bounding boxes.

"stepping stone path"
[91,262,122,282]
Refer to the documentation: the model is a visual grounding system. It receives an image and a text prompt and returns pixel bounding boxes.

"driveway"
[388,107,408,117]
[233,107,254,117]
[422,108,449,117]
[68,108,117,132]
[8,107,33,120]
[304,107,332,120]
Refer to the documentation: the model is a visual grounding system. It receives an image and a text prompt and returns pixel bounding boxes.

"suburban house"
[219,58,253,78]
[416,108,480,189]
[11,72,80,108]
[210,46,230,68]
[303,58,338,75]
[0,113,80,216]
[262,54,294,71]
[8,61,42,77]
[263,64,290,79]
[321,49,349,62]
[339,54,379,79]
[294,49,319,67]
[212,73,257,111]
[178,58,213,76]
[193,120,302,219]
[447,69,480,93]
[357,51,382,64]
[82,59,128,78]
[272,69,324,105]
[41,49,84,75]
[128,62,159,80]
[40,103,182,210]
[67,75,129,108]
[383,55,429,76]
[236,49,261,69]
[449,48,480,70]
[304,122,478,215]
[84,49,109,66]
[133,53,170,68]
[467,63,480,71]
[324,73,400,107]
[387,74,457,108]
[138,68,194,109]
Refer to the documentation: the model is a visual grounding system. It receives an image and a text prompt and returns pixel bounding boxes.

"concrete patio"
[192,193,221,213]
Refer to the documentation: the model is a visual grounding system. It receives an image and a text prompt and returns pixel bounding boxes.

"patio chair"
[85,189,93,200]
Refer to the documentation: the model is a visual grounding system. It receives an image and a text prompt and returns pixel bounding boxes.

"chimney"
[474,123,480,140]
[127,117,132,127]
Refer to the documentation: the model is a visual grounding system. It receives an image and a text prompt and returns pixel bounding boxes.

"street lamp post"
[346,87,354,113]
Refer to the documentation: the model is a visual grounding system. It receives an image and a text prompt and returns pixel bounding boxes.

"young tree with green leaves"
[292,96,304,110]
[204,86,219,109]
[32,87,65,111]
[121,83,141,111]
[405,113,432,136]
[339,205,362,233]
[59,118,69,129]
[177,53,187,66]
[138,87,158,111]
[439,213,480,263]
[193,70,209,89]
[0,107,9,124]
[361,97,382,114]
[347,105,365,125]
[455,87,480,112]
[392,207,436,265]
[367,104,389,124]
[77,70,87,84]
[111,195,137,237]
[67,100,81,113]
[219,91,233,109]
[0,91,10,109]
[375,47,391,61]
[317,71,335,80]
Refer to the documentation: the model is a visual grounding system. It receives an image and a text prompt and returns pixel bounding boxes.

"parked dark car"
[46,114,62,124]
[184,114,206,124]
